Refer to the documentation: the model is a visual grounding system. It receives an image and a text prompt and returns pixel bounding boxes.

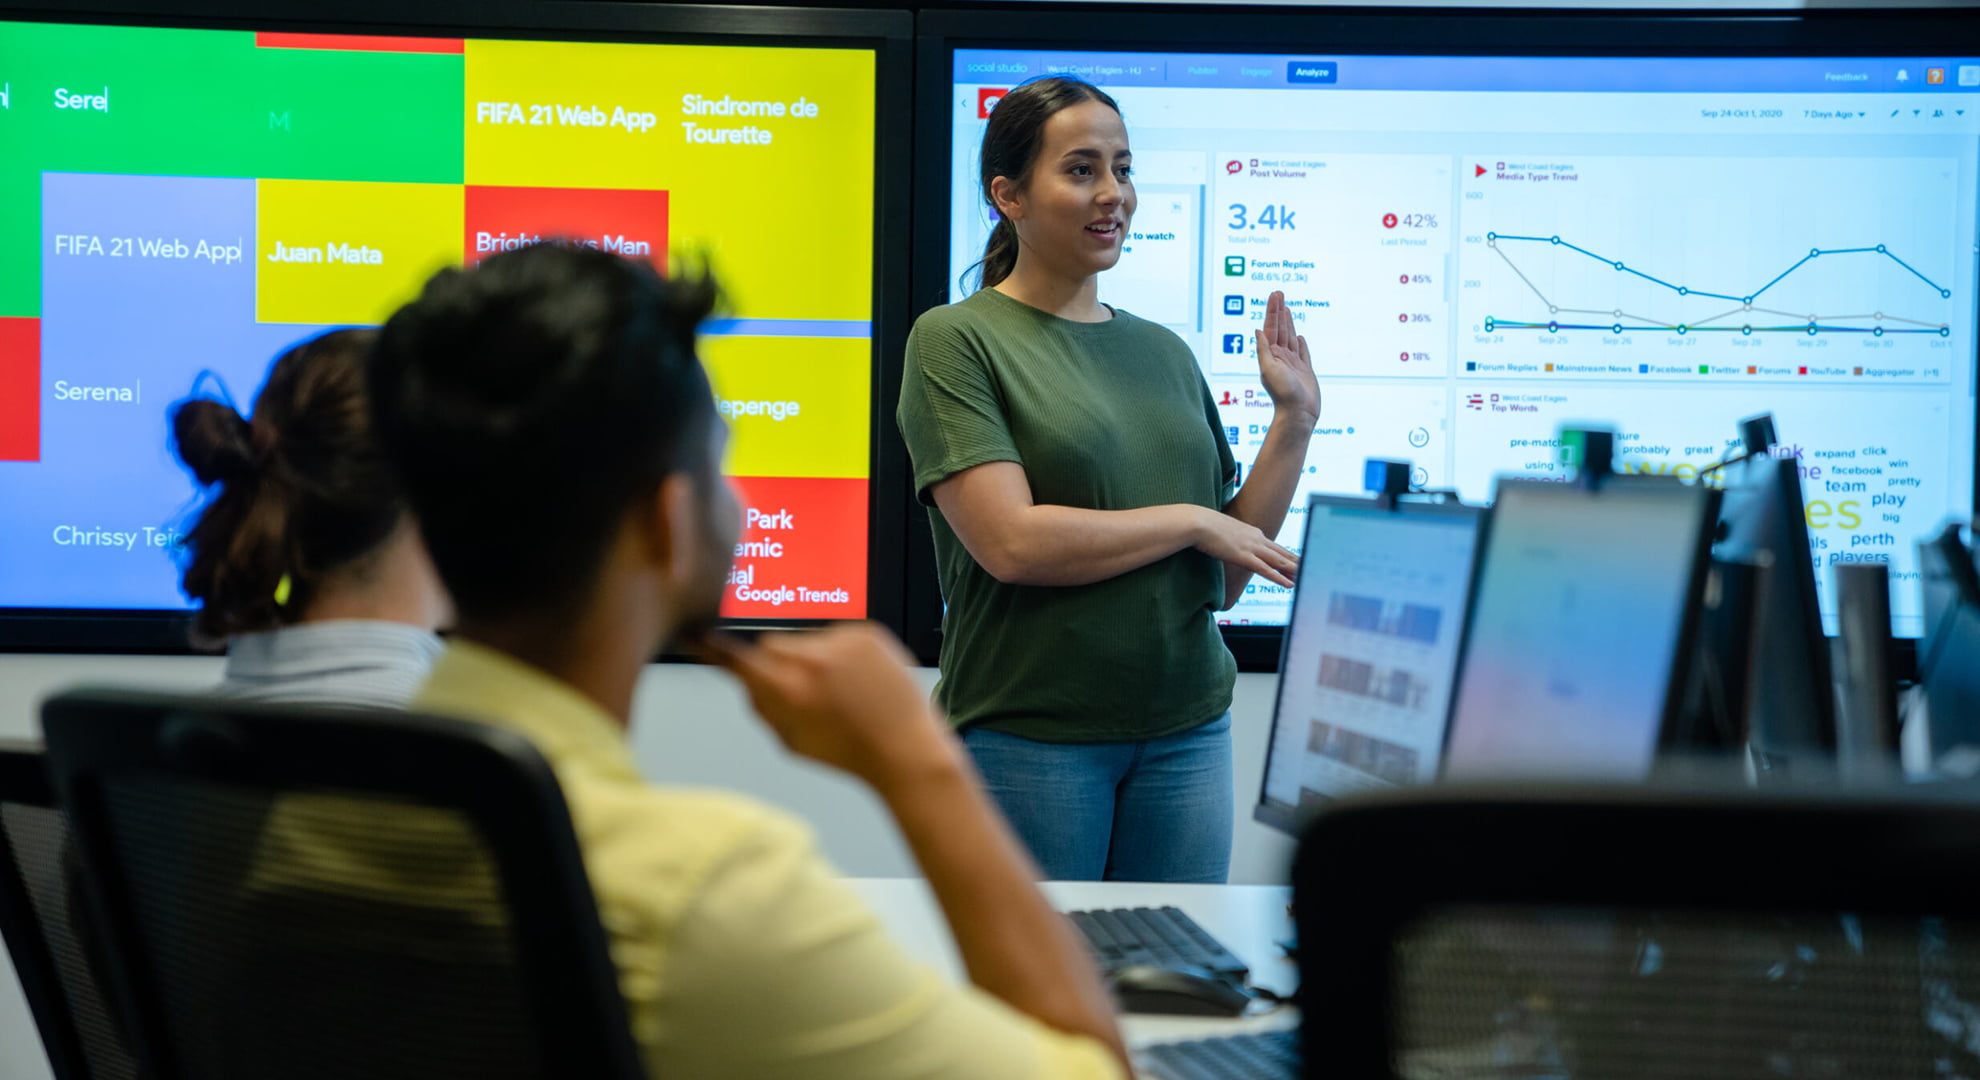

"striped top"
[213,620,445,709]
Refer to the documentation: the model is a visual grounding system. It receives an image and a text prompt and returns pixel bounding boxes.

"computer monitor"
[1917,525,1980,761]
[1255,494,1485,835]
[1715,452,1837,761]
[1833,562,1901,770]
[1442,476,1720,781]
[0,2,911,649]
[917,8,1980,667]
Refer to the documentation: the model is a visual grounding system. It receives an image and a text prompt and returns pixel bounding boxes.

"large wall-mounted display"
[6,3,1980,664]
[0,4,909,647]
[918,9,1980,660]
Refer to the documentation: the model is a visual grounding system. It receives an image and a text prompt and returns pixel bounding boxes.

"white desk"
[846,878,1299,1051]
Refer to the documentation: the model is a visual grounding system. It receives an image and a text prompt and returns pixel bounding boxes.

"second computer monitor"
[1442,477,1721,782]
[1256,495,1485,835]
[1715,452,1836,759]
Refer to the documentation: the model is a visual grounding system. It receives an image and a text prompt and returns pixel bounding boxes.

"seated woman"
[171,328,451,705]
[52,330,460,1071]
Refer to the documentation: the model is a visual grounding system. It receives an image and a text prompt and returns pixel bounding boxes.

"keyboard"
[1067,905,1250,979]
[1142,1029,1300,1080]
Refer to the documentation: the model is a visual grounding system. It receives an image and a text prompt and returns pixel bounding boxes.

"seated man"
[366,244,1128,1080]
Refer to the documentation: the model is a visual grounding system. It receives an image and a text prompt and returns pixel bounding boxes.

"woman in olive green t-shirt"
[897,77,1320,882]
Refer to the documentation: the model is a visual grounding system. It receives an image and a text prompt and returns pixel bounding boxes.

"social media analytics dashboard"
[949,52,1980,635]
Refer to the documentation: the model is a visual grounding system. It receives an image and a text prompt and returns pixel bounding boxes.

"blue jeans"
[961,713,1233,883]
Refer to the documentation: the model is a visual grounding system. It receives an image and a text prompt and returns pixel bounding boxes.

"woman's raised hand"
[1253,290,1320,424]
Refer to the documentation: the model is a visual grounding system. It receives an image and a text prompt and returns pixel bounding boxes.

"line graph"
[1454,155,1965,378]
[1483,232,1952,337]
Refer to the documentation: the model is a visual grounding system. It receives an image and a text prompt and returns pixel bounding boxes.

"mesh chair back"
[1296,785,1980,1079]
[40,690,644,1080]
[0,746,139,1080]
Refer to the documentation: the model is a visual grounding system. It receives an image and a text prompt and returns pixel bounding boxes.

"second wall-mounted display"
[0,0,913,649]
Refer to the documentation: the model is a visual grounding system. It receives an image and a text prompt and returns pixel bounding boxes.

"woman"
[172,328,451,705]
[56,330,457,1063]
[897,77,1319,882]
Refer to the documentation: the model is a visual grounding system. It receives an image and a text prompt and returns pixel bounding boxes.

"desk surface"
[846,878,1299,1050]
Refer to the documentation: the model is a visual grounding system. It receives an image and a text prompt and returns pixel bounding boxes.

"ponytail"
[172,328,404,644]
[976,218,1021,291]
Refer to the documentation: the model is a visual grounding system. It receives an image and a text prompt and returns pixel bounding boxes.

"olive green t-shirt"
[898,287,1238,744]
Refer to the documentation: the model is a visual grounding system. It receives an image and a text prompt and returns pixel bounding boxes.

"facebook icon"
[1225,425,1240,445]
[1222,295,1245,316]
[1221,333,1246,354]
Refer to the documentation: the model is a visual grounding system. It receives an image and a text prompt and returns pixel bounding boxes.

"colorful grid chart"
[0,23,875,619]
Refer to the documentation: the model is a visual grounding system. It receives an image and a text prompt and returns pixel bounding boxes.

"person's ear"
[653,473,704,595]
[990,175,1025,223]
[626,475,693,583]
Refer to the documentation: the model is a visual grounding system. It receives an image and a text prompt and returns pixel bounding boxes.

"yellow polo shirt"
[415,641,1123,1080]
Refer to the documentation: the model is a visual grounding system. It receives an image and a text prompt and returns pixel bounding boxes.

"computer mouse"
[1107,963,1253,1017]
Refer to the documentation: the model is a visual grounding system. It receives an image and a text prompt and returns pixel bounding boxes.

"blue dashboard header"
[954,51,1980,94]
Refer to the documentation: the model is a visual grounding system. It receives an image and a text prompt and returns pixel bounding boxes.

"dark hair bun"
[171,328,404,643]
[172,398,258,487]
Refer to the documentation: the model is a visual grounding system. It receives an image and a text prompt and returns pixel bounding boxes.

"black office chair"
[1296,784,1980,1079]
[0,744,139,1080]
[39,688,645,1080]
